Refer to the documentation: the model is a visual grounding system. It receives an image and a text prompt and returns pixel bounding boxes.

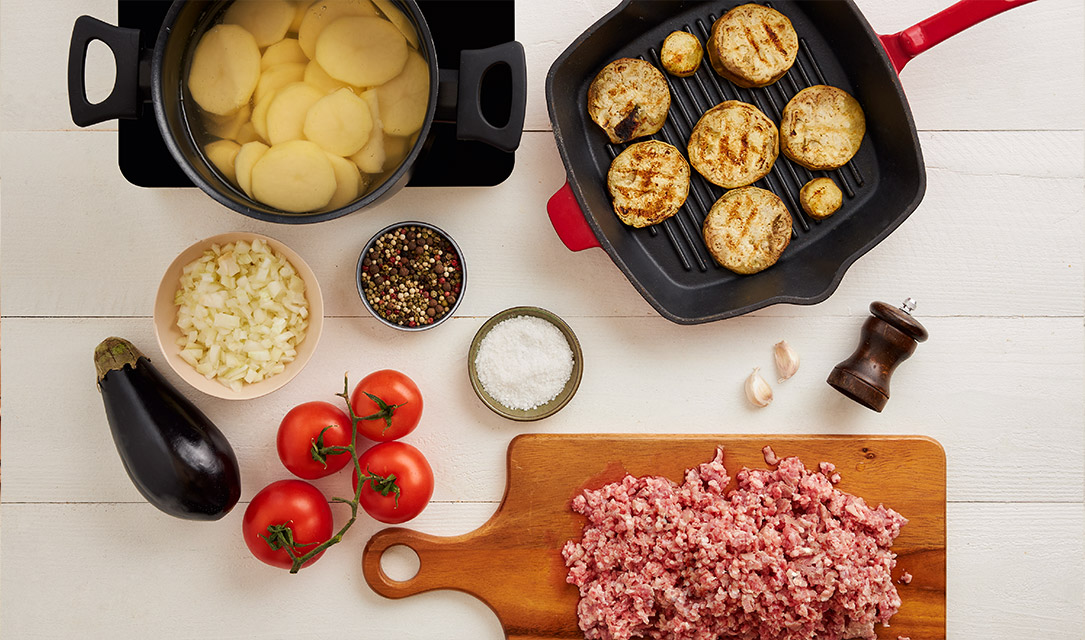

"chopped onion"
[174,238,308,391]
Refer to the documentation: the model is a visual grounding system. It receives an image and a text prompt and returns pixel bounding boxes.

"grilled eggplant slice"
[707,4,798,88]
[703,186,792,275]
[607,140,690,228]
[94,338,241,521]
[587,58,670,144]
[781,85,866,170]
[688,100,778,189]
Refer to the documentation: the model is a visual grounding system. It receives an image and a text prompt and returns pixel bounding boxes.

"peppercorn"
[359,224,464,328]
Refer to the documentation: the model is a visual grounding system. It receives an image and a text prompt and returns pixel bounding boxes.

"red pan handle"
[547,181,601,251]
[878,0,1037,74]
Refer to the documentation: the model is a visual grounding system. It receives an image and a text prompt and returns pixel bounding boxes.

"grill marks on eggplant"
[607,141,690,228]
[688,101,777,189]
[707,4,798,88]
[703,186,791,275]
[587,58,670,144]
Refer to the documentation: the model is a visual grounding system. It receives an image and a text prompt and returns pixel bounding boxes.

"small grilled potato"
[707,4,798,88]
[587,58,670,144]
[799,177,842,219]
[661,31,703,77]
[688,100,778,189]
[703,186,792,275]
[607,140,690,228]
[780,85,865,170]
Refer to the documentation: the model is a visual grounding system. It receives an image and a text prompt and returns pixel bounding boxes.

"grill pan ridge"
[546,0,926,324]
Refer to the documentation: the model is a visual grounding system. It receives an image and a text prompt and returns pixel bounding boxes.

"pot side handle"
[455,42,527,153]
[547,181,601,252]
[878,0,1037,74]
[68,16,143,127]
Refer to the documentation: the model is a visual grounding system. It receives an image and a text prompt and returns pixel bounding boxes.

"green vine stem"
[263,375,369,574]
[356,390,407,434]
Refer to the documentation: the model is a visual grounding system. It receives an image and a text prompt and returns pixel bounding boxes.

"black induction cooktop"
[117,0,516,189]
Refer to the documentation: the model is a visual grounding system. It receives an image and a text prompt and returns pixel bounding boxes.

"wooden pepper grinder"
[827,298,928,412]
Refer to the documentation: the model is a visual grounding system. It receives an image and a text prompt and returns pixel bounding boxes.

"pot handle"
[878,0,1037,74]
[68,16,143,127]
[455,41,527,153]
[547,181,600,252]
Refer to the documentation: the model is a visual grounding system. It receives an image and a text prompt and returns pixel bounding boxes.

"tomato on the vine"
[349,370,423,442]
[242,480,334,570]
[353,441,433,524]
[277,401,353,479]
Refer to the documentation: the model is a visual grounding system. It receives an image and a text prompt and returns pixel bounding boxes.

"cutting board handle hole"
[380,544,421,583]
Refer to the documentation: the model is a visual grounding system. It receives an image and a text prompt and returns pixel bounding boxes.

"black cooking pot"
[68,1,526,224]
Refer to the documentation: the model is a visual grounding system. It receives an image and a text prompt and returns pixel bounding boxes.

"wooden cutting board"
[362,434,946,640]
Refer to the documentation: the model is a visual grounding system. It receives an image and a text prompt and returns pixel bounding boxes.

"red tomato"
[277,401,354,479]
[242,480,334,570]
[353,441,433,524]
[349,370,423,442]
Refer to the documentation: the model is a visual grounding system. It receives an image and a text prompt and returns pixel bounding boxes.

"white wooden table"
[2,0,1082,637]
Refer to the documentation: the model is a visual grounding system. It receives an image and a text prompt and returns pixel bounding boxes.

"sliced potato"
[266,81,325,144]
[375,49,428,136]
[382,133,413,170]
[203,103,251,140]
[187,24,261,116]
[235,141,270,198]
[251,89,277,142]
[298,0,377,59]
[222,0,295,47]
[304,60,355,94]
[204,139,241,184]
[315,16,408,87]
[372,0,419,48]
[234,121,261,145]
[289,0,309,33]
[251,140,337,212]
[303,88,374,156]
[350,90,385,173]
[261,38,308,70]
[254,62,306,105]
[324,152,362,209]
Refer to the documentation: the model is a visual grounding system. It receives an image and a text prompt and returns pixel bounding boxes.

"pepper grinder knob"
[827,299,928,412]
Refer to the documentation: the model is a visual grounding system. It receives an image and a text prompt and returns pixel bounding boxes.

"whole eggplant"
[94,337,241,520]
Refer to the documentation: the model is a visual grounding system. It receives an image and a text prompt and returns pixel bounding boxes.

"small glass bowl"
[356,221,466,331]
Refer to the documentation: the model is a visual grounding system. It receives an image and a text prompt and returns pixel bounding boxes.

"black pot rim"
[151,0,441,224]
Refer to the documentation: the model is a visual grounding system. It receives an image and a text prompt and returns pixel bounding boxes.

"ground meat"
[562,449,907,640]
[898,572,912,585]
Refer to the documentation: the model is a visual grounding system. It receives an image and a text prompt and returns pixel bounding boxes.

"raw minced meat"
[562,448,907,640]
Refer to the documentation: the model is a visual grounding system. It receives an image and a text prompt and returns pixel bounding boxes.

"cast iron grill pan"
[546,0,925,324]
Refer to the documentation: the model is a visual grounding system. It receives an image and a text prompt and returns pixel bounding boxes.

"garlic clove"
[774,340,799,382]
[745,368,773,408]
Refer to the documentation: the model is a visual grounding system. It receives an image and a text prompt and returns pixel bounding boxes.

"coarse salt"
[474,315,574,411]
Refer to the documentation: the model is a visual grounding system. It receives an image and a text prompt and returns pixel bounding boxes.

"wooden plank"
[5,0,1082,133]
[362,434,945,640]
[856,0,1084,131]
[2,316,1080,505]
[0,130,1082,319]
[0,501,1079,639]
